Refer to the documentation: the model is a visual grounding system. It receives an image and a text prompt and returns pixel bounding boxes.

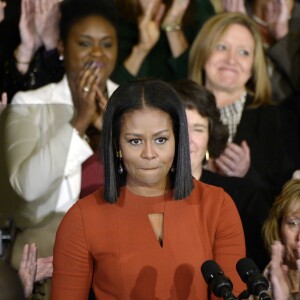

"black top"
[234,95,300,197]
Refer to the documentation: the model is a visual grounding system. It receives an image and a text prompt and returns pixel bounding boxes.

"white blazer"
[4,75,118,227]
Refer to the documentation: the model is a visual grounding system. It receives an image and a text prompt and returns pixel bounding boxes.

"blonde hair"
[189,12,271,106]
[262,179,300,252]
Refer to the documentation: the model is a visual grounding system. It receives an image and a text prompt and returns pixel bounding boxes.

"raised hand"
[18,244,37,298]
[18,244,53,298]
[162,0,190,27]
[124,0,165,76]
[137,0,165,53]
[222,0,247,14]
[296,241,300,271]
[270,241,290,300]
[265,0,290,40]
[18,0,42,57]
[34,0,60,50]
[215,140,251,177]
[0,1,6,23]
[0,92,7,115]
[92,89,108,131]
[71,61,104,135]
[35,256,53,282]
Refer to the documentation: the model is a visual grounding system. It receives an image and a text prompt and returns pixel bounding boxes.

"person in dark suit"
[189,12,300,198]
[172,79,271,271]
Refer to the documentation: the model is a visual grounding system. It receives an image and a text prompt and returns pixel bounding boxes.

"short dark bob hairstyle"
[101,79,194,203]
[59,0,118,43]
[171,79,229,159]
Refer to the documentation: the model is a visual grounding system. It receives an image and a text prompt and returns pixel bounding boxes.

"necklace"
[252,14,268,27]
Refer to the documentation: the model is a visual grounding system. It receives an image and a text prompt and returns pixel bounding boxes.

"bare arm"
[161,0,190,58]
[14,0,42,74]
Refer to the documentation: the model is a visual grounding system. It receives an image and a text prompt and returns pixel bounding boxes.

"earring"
[59,54,64,61]
[205,150,210,161]
[170,165,175,173]
[203,150,210,166]
[118,160,124,175]
[116,150,123,175]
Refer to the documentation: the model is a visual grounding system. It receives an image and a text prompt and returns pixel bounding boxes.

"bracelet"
[73,128,90,143]
[161,23,182,33]
[15,60,31,65]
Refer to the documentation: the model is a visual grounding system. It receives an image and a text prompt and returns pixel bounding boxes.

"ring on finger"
[83,86,90,93]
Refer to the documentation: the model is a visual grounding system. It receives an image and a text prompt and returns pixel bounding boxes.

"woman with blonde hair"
[262,179,300,299]
[189,12,299,198]
[210,0,300,104]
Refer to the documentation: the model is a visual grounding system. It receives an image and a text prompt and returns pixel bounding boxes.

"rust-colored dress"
[51,180,246,299]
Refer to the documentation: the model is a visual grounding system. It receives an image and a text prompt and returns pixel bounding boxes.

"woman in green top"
[111,0,215,83]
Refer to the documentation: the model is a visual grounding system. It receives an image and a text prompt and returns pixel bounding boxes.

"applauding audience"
[189,12,300,197]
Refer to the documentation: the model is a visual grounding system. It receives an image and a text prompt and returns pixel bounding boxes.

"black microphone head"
[201,260,223,284]
[201,260,235,298]
[236,258,270,297]
[236,258,260,283]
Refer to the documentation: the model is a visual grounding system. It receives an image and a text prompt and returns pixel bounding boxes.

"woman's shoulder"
[11,76,70,105]
[190,179,233,207]
[60,187,111,228]
[76,187,107,210]
[192,178,226,194]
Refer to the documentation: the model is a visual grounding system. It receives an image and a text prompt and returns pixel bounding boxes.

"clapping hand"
[269,240,299,300]
[0,1,6,23]
[162,0,190,28]
[265,0,290,40]
[18,244,53,298]
[15,0,61,71]
[34,0,60,50]
[0,92,7,115]
[137,0,165,54]
[215,140,251,177]
[222,0,247,14]
[18,0,42,58]
[71,61,105,135]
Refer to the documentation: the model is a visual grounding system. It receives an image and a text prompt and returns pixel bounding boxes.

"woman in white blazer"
[2,0,118,297]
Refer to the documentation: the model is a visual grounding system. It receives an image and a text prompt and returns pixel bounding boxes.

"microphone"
[201,260,238,300]
[236,258,271,300]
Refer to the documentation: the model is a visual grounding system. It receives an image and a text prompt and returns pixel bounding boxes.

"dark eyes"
[78,40,114,49]
[216,44,227,51]
[129,137,168,146]
[129,139,142,146]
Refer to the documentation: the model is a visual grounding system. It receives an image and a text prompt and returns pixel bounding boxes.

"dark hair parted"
[101,79,194,203]
[171,79,229,159]
[59,0,118,43]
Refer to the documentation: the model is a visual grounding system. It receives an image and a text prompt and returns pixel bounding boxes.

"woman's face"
[185,108,209,178]
[204,24,255,95]
[119,107,175,194]
[61,15,117,89]
[281,201,300,268]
